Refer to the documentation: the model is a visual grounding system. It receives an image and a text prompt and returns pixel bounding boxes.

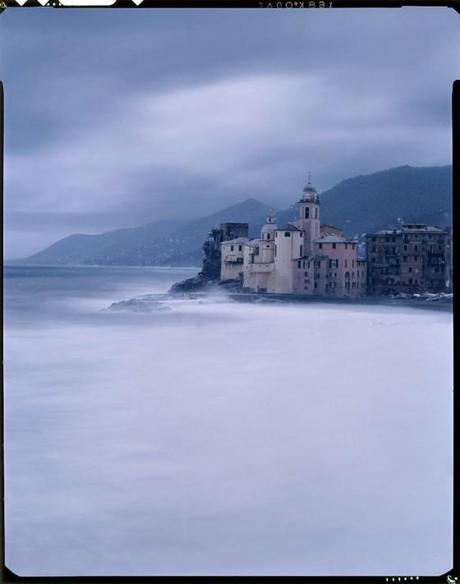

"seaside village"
[199,178,452,299]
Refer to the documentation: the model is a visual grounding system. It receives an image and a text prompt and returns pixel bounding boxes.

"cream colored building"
[220,179,367,298]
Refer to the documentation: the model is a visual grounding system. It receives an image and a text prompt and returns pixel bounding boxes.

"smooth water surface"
[3,265,453,576]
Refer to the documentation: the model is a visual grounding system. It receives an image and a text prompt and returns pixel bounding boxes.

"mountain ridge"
[22,164,452,266]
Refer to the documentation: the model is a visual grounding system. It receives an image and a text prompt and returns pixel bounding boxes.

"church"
[220,178,367,297]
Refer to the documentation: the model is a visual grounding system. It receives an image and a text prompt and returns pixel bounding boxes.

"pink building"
[221,178,367,298]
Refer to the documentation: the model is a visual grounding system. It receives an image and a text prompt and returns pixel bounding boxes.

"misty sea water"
[3,265,453,576]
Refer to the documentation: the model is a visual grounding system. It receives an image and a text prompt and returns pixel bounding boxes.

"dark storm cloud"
[1,7,458,257]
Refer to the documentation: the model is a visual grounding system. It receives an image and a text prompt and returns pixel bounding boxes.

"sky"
[1,7,459,258]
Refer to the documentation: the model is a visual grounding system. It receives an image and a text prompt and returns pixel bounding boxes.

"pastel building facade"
[366,223,452,295]
[220,180,367,297]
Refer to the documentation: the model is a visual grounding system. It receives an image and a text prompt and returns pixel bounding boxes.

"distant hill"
[23,165,452,266]
[22,219,187,266]
[24,198,274,266]
[319,165,452,237]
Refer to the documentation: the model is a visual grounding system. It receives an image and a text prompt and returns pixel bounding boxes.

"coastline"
[227,291,453,313]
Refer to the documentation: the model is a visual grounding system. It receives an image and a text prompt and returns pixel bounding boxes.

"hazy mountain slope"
[23,220,187,265]
[319,165,452,237]
[274,165,452,237]
[23,165,452,266]
[24,199,274,266]
[101,198,275,266]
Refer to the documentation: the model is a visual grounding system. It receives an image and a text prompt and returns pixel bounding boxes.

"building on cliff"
[202,222,248,280]
[365,223,452,295]
[220,179,367,297]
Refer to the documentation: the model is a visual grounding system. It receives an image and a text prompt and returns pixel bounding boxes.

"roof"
[320,224,344,234]
[401,224,445,232]
[220,237,249,245]
[277,224,300,232]
[315,235,352,244]
[370,224,446,235]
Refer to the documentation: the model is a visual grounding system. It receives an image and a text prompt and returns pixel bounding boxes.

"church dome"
[261,215,277,239]
[261,222,277,233]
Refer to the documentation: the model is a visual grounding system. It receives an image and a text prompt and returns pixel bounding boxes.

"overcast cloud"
[1,7,459,258]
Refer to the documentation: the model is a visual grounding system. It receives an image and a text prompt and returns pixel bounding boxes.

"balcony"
[224,256,244,264]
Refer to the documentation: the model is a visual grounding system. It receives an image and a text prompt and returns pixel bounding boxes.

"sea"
[3,265,454,576]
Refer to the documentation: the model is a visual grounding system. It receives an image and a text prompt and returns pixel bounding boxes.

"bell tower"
[297,173,320,251]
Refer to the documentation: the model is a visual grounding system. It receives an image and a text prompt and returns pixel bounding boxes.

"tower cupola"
[300,172,320,204]
[261,213,277,241]
[296,172,321,249]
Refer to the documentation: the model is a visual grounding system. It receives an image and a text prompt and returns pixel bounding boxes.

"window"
[404,245,408,251]
[305,208,309,219]
[414,255,418,261]
[403,256,407,261]
[300,245,303,257]
[274,245,277,257]
[332,243,336,249]
[392,247,396,254]
[414,245,418,252]
[238,245,242,251]
[267,234,270,240]
[284,232,291,237]
[297,260,301,268]
[315,208,318,219]
[385,237,389,242]
[408,267,412,273]
[345,243,348,250]
[372,246,376,252]
[319,243,323,249]
[344,259,348,268]
[352,259,355,268]
[230,245,234,251]
[314,282,318,289]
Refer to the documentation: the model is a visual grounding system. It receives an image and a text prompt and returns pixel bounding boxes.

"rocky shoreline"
[228,291,453,312]
[170,274,453,312]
